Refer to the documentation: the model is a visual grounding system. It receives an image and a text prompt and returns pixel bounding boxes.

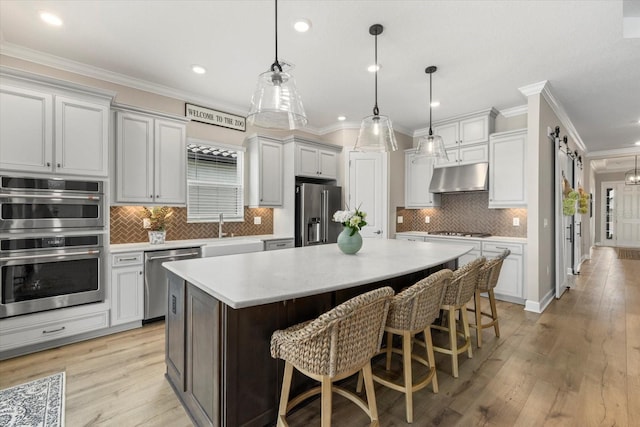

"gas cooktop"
[428,231,492,238]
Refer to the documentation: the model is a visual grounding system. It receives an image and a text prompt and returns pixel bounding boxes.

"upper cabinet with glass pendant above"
[432,108,498,168]
[0,68,114,177]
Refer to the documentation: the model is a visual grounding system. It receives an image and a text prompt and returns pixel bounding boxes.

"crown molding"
[499,104,528,118]
[586,146,640,159]
[519,80,587,153]
[0,42,254,118]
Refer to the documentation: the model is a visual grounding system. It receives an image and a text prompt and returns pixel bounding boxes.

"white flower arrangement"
[333,207,367,236]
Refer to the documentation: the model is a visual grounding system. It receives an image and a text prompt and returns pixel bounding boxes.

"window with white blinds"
[187,142,244,222]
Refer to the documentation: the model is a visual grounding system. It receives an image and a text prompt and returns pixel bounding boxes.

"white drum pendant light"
[354,24,398,152]
[247,0,307,130]
[415,66,447,159]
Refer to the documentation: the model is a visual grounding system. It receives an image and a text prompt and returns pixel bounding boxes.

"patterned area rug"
[618,248,640,260]
[0,372,65,427]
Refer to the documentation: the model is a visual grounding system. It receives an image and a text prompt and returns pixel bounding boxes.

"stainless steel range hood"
[429,162,489,193]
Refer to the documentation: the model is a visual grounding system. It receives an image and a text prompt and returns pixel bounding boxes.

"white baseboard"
[524,288,555,313]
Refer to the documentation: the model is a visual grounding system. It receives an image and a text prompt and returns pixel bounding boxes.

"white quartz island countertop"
[163,239,474,309]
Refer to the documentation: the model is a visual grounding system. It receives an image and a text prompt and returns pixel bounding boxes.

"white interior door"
[555,141,573,299]
[616,183,640,247]
[347,151,388,239]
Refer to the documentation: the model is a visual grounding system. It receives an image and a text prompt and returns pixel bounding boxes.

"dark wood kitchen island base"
[162,240,472,426]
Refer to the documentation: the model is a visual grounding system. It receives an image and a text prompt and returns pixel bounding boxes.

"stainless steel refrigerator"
[295,183,342,247]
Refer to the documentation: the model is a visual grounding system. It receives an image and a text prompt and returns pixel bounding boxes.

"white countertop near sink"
[110,234,294,253]
[395,232,527,244]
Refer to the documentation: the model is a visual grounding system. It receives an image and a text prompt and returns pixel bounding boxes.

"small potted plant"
[144,206,173,244]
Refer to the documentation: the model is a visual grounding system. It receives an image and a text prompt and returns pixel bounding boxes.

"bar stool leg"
[448,308,459,378]
[385,331,393,370]
[362,361,379,424]
[278,362,294,426]
[461,306,473,358]
[489,289,500,337]
[474,290,483,348]
[402,331,413,423]
[423,328,438,393]
[321,376,332,427]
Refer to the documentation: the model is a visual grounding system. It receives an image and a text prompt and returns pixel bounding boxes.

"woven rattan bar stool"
[469,249,510,348]
[431,257,484,378]
[270,287,394,427]
[359,269,452,423]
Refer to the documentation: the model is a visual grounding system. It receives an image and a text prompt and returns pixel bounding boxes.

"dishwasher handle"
[146,251,200,261]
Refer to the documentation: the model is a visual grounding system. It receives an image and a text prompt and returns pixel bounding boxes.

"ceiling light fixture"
[40,11,63,26]
[294,19,311,32]
[247,0,307,130]
[415,66,448,159]
[191,65,206,75]
[625,155,640,185]
[367,64,380,73]
[635,141,640,146]
[354,24,397,153]
[430,101,440,107]
[337,116,346,121]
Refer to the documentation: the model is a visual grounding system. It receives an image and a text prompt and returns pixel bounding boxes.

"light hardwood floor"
[1,246,637,426]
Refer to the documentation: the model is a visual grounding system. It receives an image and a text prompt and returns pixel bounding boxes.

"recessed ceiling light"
[337,116,346,121]
[635,141,640,146]
[191,65,206,75]
[294,19,311,32]
[430,101,440,107]
[40,11,63,26]
[367,64,380,73]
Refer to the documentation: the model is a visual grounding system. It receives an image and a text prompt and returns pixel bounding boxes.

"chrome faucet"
[218,213,227,239]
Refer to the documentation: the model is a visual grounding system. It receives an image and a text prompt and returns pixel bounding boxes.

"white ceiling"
[1,1,639,165]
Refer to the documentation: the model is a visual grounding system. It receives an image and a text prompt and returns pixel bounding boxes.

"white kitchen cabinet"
[0,302,110,355]
[432,108,497,168]
[482,241,525,304]
[114,109,187,205]
[425,236,482,266]
[295,142,339,179]
[264,238,295,251]
[404,150,441,208]
[247,135,283,207]
[489,129,527,208]
[0,82,110,177]
[110,252,144,326]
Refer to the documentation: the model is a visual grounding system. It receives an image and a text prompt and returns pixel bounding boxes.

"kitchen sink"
[201,239,264,257]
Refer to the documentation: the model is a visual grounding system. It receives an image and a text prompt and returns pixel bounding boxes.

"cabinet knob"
[139,271,143,275]
[150,195,153,198]
[46,162,51,167]
[57,163,61,168]
[156,195,160,198]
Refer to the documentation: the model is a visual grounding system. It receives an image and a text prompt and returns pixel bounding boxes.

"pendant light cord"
[428,72,433,136]
[373,32,379,116]
[271,0,282,73]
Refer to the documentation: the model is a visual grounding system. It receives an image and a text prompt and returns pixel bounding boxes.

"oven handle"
[0,250,100,261]
[1,194,101,200]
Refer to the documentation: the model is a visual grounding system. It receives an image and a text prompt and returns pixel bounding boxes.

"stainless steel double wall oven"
[0,176,106,318]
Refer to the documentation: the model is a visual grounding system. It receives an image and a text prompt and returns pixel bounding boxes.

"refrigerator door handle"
[322,190,329,243]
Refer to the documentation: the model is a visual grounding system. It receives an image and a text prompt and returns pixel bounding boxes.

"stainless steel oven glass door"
[0,235,104,318]
[0,176,104,231]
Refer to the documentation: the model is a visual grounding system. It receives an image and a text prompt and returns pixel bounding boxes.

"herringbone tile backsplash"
[395,192,527,237]
[110,206,274,244]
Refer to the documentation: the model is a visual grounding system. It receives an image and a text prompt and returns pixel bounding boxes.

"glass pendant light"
[625,155,640,185]
[247,0,307,130]
[354,24,398,152]
[415,66,448,159]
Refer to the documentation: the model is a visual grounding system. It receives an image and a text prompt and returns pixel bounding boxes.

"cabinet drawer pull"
[495,246,509,250]
[276,243,286,247]
[118,257,138,261]
[42,326,66,335]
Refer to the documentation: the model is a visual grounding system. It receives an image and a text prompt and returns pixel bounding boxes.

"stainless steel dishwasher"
[144,247,201,322]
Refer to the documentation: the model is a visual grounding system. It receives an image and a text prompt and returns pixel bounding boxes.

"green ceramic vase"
[337,227,363,254]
